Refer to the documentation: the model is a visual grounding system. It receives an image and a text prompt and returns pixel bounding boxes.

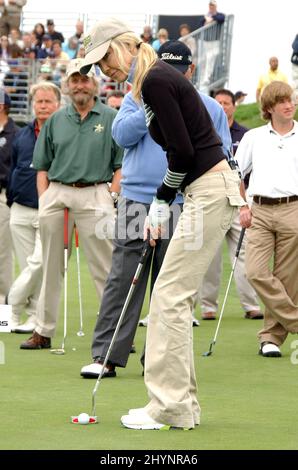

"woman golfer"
[80,18,244,430]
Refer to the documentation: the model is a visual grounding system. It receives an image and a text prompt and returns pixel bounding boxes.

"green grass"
[234,102,298,129]
[1,242,298,450]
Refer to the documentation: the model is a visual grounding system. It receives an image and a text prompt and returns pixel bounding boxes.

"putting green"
[1,243,298,450]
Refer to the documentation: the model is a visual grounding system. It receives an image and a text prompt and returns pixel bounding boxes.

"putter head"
[71,415,98,424]
[202,350,212,357]
[51,348,65,355]
[77,331,85,337]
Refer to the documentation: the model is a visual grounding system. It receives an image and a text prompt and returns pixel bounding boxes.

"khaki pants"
[245,201,298,346]
[200,214,260,314]
[0,189,13,303]
[144,170,243,428]
[10,203,39,271]
[36,182,114,338]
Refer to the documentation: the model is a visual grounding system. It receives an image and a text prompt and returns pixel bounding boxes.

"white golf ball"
[78,413,90,425]
[72,348,76,351]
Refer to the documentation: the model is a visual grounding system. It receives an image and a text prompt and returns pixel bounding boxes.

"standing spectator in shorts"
[202,1,225,85]
[0,1,27,37]
[20,58,123,350]
[238,81,298,358]
[0,90,18,303]
[7,82,61,333]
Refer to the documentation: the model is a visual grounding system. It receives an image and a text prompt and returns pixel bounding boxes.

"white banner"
[0,305,12,333]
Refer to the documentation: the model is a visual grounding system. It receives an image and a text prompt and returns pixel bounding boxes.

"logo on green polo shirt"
[94,123,104,133]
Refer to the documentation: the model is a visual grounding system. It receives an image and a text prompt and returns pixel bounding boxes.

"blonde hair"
[110,32,157,102]
[30,81,61,102]
[261,81,295,121]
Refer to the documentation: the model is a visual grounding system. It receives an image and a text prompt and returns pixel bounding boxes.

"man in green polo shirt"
[21,58,123,349]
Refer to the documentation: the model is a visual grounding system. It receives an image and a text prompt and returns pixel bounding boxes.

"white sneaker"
[14,316,37,334]
[10,314,22,332]
[128,407,146,415]
[121,410,167,430]
[139,315,149,327]
[80,362,116,378]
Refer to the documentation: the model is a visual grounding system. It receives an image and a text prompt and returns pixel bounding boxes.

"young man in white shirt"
[237,81,298,358]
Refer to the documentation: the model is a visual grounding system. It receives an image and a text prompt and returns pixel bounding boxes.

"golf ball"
[78,413,90,425]
[72,348,76,351]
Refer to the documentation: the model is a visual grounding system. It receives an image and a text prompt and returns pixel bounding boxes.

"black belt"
[52,181,106,188]
[253,195,298,205]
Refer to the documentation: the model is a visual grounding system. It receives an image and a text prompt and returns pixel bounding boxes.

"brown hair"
[261,81,294,121]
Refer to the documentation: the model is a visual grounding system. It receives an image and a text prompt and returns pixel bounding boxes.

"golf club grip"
[235,227,246,257]
[140,229,152,264]
[75,225,79,248]
[64,208,69,249]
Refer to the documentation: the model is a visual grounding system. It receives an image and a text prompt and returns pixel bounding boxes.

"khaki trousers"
[200,214,260,314]
[245,201,298,346]
[0,189,13,303]
[10,203,39,271]
[36,182,114,338]
[144,170,243,428]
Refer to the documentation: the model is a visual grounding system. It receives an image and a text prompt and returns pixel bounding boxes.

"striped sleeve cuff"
[163,169,187,189]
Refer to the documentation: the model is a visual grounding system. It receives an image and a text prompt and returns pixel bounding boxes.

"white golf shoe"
[10,314,22,332]
[121,409,191,430]
[80,362,116,378]
[14,315,37,334]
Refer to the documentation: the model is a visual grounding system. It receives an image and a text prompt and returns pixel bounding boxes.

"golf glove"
[148,197,170,229]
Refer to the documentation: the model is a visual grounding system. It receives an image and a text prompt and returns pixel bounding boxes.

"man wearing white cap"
[21,58,123,349]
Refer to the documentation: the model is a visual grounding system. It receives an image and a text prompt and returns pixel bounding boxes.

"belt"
[52,181,106,188]
[253,195,298,205]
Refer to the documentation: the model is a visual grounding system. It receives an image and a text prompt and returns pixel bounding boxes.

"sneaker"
[10,314,22,332]
[20,331,51,350]
[202,311,216,320]
[80,361,116,378]
[139,315,149,327]
[121,409,190,430]
[14,315,37,334]
[192,316,200,327]
[245,310,264,320]
[259,342,282,357]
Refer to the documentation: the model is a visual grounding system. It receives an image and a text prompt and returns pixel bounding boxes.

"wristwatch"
[110,191,119,203]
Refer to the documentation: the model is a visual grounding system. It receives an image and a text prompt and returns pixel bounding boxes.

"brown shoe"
[202,311,216,320]
[20,331,51,350]
[245,310,264,320]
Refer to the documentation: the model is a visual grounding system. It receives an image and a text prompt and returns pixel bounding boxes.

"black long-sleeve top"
[142,60,225,202]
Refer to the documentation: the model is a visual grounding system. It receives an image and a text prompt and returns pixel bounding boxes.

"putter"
[71,233,152,424]
[203,227,246,357]
[51,207,69,355]
[75,225,84,337]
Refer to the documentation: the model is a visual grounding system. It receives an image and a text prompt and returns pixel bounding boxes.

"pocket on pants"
[221,194,243,230]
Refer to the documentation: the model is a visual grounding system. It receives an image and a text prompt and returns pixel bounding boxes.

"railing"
[180,14,234,93]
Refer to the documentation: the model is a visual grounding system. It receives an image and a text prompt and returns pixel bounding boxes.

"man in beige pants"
[238,81,298,357]
[20,59,123,349]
